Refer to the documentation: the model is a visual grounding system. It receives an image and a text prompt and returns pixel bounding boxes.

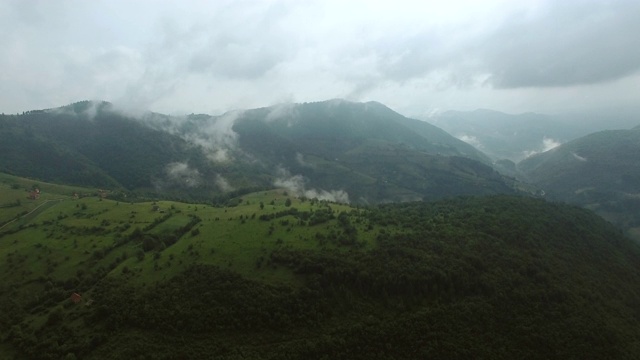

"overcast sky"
[1,0,639,117]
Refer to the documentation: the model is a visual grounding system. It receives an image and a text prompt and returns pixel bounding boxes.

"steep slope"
[1,183,639,359]
[518,128,640,238]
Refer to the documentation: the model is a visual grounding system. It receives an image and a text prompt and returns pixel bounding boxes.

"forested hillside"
[0,100,529,204]
[518,128,640,240]
[1,175,638,359]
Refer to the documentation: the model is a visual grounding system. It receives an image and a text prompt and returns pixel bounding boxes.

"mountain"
[226,100,513,202]
[426,107,640,164]
[1,176,640,359]
[0,100,529,204]
[0,101,198,188]
[518,127,640,239]
[427,109,577,162]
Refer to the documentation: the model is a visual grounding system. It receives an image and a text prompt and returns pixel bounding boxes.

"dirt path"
[0,198,65,231]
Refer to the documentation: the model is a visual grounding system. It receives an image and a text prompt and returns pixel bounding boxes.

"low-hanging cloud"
[273,167,350,203]
[457,134,484,150]
[522,136,562,158]
[214,174,234,192]
[571,152,588,162]
[265,102,299,123]
[190,110,243,161]
[145,110,244,163]
[165,161,201,187]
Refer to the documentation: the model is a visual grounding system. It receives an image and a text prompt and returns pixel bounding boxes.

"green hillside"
[518,128,640,240]
[1,175,639,359]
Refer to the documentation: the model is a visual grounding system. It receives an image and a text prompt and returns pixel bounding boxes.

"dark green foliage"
[0,100,529,205]
[519,128,640,238]
[5,196,640,359]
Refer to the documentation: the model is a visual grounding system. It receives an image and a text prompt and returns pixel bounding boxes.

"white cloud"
[215,174,234,192]
[571,152,587,162]
[541,137,561,152]
[273,167,349,203]
[165,162,201,187]
[522,136,563,158]
[457,134,484,150]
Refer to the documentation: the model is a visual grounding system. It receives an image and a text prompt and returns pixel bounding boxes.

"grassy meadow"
[0,172,376,321]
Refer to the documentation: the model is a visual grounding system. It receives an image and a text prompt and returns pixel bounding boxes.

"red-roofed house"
[70,292,82,304]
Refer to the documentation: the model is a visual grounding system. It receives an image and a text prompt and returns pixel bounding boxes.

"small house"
[70,292,82,304]
[28,188,40,200]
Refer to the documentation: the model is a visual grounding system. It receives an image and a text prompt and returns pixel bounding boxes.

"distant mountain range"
[427,108,640,163]
[0,100,529,204]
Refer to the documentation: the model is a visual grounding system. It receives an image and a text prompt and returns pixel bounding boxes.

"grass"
[0,172,390,360]
[0,174,381,325]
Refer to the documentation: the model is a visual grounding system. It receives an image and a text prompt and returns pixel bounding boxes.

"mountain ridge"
[0,99,530,204]
[518,127,640,240]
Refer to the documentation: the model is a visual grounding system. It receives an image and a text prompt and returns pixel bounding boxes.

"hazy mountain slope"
[0,102,199,190]
[1,100,529,203]
[428,109,576,162]
[227,100,520,202]
[250,100,491,163]
[519,128,640,193]
[518,128,640,238]
[1,181,639,359]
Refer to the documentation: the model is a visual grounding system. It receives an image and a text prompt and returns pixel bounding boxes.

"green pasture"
[1,178,381,320]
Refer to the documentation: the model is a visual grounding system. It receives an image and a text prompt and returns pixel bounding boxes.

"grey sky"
[1,0,639,116]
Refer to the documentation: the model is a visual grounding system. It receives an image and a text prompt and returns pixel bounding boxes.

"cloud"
[265,102,299,123]
[2,0,640,116]
[457,134,484,150]
[522,136,562,158]
[162,111,244,163]
[214,174,234,192]
[199,111,242,151]
[479,1,640,88]
[165,162,201,187]
[571,152,588,162]
[273,167,349,203]
[541,137,561,152]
